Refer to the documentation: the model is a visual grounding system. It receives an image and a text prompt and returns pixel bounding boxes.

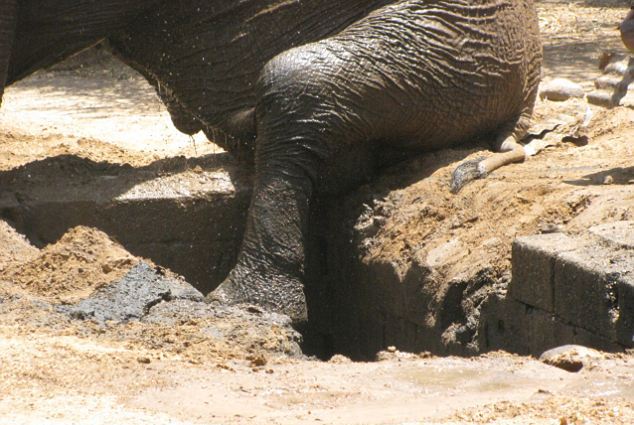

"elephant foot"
[450,157,486,194]
[205,268,308,323]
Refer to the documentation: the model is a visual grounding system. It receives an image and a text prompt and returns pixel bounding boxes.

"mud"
[0,222,301,366]
[60,261,203,323]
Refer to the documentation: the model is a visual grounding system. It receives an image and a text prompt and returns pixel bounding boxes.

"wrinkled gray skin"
[1,0,542,322]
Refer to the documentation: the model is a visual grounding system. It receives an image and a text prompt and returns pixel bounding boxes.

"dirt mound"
[0,221,38,272]
[0,223,302,366]
[358,99,633,279]
[0,131,157,171]
[0,226,137,303]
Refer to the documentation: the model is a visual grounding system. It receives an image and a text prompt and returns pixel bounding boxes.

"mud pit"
[2,1,634,424]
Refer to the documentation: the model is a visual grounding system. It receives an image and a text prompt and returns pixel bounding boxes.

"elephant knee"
[257,46,336,120]
[257,47,347,156]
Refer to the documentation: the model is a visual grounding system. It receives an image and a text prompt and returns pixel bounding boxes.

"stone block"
[572,323,624,352]
[480,294,624,355]
[554,248,619,339]
[509,233,579,312]
[478,295,532,354]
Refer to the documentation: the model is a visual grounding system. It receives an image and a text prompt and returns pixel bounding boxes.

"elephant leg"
[206,42,373,322]
[0,0,17,105]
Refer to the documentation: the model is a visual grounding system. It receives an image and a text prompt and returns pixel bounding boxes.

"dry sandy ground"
[1,1,634,424]
[1,341,634,425]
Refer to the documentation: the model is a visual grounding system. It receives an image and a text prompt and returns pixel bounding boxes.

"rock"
[509,233,581,312]
[248,353,268,367]
[539,345,603,372]
[60,261,203,323]
[329,354,353,364]
[137,356,151,364]
[539,78,585,101]
[587,53,634,108]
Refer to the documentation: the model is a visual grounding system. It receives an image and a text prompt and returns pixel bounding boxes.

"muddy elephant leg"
[210,163,313,321]
[0,0,17,105]
[207,45,366,322]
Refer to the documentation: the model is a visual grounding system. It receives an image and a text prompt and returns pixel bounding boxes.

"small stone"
[387,346,397,353]
[376,351,395,362]
[539,345,602,372]
[603,175,614,185]
[329,354,352,364]
[137,356,151,364]
[539,78,585,101]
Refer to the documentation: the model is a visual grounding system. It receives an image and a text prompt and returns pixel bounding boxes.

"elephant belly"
[110,0,393,145]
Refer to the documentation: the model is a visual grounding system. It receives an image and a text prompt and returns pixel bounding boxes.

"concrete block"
[525,306,576,356]
[554,248,620,339]
[572,323,624,352]
[479,296,532,354]
[480,294,623,356]
[509,233,579,312]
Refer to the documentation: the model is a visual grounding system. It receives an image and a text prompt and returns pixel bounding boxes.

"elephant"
[1,0,542,322]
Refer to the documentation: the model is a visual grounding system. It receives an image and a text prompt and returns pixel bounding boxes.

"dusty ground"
[1,1,634,424]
